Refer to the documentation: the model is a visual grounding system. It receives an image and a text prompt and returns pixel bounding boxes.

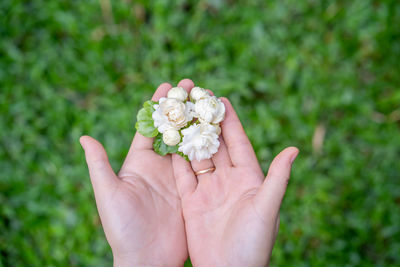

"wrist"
[113,252,182,267]
[114,256,158,267]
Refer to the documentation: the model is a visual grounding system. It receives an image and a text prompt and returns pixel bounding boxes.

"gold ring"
[195,167,215,176]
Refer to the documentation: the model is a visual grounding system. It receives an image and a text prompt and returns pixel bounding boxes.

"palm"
[182,166,276,266]
[106,152,186,265]
[81,81,193,266]
[172,95,298,267]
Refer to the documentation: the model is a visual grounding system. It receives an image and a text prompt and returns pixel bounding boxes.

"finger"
[273,215,280,241]
[220,97,259,169]
[205,89,214,96]
[253,147,299,221]
[177,78,195,93]
[130,82,172,151]
[212,137,232,168]
[172,153,197,198]
[80,136,118,193]
[151,82,173,102]
[191,158,215,178]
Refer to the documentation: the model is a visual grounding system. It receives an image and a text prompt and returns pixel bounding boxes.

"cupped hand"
[172,93,299,267]
[80,79,195,267]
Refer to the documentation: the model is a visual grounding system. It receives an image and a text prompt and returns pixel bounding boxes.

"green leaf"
[143,100,156,109]
[153,134,179,156]
[177,151,190,162]
[135,100,158,137]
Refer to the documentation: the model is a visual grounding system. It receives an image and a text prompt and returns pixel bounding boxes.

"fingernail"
[290,150,299,164]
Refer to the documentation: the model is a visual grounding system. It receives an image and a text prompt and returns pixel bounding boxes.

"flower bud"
[190,87,209,102]
[163,129,181,146]
[167,87,188,102]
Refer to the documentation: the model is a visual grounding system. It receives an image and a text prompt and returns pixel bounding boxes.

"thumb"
[253,147,299,221]
[80,136,118,192]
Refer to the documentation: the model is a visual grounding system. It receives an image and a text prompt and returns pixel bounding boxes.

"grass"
[1,0,400,266]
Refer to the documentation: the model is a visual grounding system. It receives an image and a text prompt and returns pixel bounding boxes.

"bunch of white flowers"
[136,86,225,161]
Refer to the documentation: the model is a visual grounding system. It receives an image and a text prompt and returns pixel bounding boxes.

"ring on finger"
[195,167,215,176]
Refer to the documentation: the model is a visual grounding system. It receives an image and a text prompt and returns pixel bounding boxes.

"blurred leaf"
[135,100,158,138]
[153,133,178,156]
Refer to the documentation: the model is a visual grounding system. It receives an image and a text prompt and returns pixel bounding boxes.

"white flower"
[178,123,220,161]
[163,129,181,146]
[194,96,225,124]
[190,87,209,102]
[167,87,188,102]
[152,98,194,133]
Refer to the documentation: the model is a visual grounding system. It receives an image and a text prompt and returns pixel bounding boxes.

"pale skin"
[81,79,299,267]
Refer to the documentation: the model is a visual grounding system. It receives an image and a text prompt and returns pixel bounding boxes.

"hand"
[172,93,299,266]
[80,79,195,267]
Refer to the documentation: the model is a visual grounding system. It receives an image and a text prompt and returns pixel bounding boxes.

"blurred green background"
[1,0,400,266]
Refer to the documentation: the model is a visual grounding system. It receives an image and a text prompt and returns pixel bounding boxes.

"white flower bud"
[190,87,209,102]
[163,129,181,146]
[167,87,188,102]
[214,124,221,135]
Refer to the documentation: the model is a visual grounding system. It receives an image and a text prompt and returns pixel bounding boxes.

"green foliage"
[153,133,179,156]
[1,0,400,266]
[135,100,158,137]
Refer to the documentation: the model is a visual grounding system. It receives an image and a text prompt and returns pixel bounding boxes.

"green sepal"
[135,100,158,138]
[153,134,179,156]
[177,151,190,162]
